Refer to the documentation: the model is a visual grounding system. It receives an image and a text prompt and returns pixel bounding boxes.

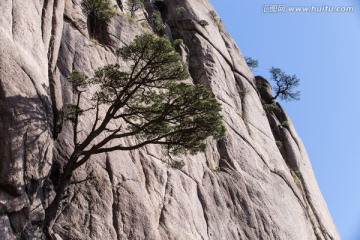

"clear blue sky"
[209,0,360,239]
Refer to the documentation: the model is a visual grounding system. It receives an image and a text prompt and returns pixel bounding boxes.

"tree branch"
[73,91,82,146]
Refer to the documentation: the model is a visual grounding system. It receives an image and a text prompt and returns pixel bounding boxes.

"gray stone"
[256,76,274,104]
[0,0,340,239]
[0,214,16,240]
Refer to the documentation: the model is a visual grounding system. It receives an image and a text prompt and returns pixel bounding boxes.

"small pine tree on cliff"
[126,0,144,17]
[270,67,300,101]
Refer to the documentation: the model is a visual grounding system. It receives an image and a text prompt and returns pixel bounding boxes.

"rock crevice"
[0,0,340,239]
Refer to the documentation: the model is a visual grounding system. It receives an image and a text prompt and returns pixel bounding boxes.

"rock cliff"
[0,0,340,239]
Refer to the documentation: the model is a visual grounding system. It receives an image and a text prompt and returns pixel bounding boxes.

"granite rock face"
[0,0,340,239]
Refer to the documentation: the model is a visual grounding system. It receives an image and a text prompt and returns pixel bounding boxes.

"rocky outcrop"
[0,0,339,239]
[0,0,64,238]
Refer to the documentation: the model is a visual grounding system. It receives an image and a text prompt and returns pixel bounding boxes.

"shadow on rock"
[0,94,54,238]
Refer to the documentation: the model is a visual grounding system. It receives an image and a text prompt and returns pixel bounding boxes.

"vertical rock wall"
[0,0,64,238]
[0,0,340,239]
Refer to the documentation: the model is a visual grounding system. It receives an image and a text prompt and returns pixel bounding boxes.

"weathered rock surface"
[0,0,340,239]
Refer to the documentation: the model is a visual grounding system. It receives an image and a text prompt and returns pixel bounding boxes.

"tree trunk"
[44,166,73,237]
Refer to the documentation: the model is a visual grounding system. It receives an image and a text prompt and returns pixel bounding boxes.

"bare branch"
[73,91,82,146]
[90,98,101,133]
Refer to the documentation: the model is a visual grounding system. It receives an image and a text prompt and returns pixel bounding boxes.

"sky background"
[209,0,360,239]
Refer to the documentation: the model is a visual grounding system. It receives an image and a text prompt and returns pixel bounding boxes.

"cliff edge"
[0,0,339,239]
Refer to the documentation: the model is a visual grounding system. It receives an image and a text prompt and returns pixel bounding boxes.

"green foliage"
[81,0,116,21]
[276,140,283,149]
[245,57,259,70]
[198,20,209,27]
[90,37,100,45]
[263,103,279,111]
[209,10,221,26]
[115,34,188,82]
[126,0,144,17]
[239,88,248,99]
[152,11,166,32]
[170,160,185,170]
[154,0,167,13]
[292,172,302,190]
[66,104,84,122]
[270,67,300,101]
[67,70,90,88]
[83,33,225,155]
[282,121,290,129]
[173,38,183,47]
[111,78,226,154]
[122,13,137,22]
[140,21,148,28]
[256,77,263,89]
[176,7,187,18]
[213,166,221,171]
[295,169,302,178]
